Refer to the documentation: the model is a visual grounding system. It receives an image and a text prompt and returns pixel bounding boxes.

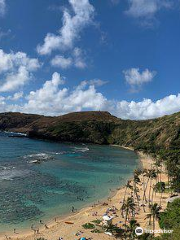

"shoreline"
[0,147,169,240]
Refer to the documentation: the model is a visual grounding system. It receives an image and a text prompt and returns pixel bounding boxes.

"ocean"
[0,132,139,232]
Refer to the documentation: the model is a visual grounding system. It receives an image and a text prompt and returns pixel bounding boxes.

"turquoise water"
[0,132,139,232]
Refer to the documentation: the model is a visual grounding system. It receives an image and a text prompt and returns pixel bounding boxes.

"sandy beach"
[0,149,169,240]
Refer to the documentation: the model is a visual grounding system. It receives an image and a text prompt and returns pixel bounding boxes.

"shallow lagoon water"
[0,132,139,232]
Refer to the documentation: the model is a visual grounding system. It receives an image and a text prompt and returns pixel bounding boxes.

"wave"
[0,167,29,181]
[4,131,27,136]
[49,151,68,155]
[72,147,90,153]
[24,146,90,164]
[24,153,54,164]
[24,153,49,158]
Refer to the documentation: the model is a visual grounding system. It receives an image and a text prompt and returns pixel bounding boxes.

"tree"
[148,169,157,206]
[133,169,141,204]
[121,180,133,217]
[126,219,140,240]
[122,197,136,229]
[150,203,161,232]
[155,182,165,206]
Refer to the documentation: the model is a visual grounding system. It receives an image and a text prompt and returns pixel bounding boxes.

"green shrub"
[159,199,180,229]
[82,223,95,229]
[91,219,102,224]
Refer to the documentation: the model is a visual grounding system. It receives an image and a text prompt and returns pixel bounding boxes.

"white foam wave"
[0,168,29,181]
[24,153,54,164]
[24,153,51,159]
[73,147,90,153]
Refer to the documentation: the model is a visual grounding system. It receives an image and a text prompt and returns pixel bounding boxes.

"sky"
[0,0,180,120]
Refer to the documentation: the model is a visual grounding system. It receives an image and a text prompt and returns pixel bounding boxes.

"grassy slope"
[0,111,180,149]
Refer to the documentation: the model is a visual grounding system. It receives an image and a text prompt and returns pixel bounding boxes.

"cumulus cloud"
[37,0,94,55]
[0,66,29,92]
[73,48,86,69]
[7,92,23,101]
[79,79,108,88]
[0,49,41,92]
[113,94,180,120]
[51,56,72,69]
[0,0,6,17]
[123,68,156,91]
[1,73,180,120]
[126,0,172,19]
[0,73,105,114]
[22,73,105,115]
[51,47,86,69]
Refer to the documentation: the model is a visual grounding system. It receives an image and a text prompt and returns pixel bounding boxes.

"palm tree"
[123,201,130,228]
[142,169,157,204]
[133,170,141,203]
[151,184,155,204]
[123,180,133,202]
[126,219,140,240]
[142,169,149,203]
[121,201,126,218]
[145,212,152,226]
[128,196,136,218]
[122,197,136,228]
[121,180,133,217]
[159,182,165,206]
[150,203,161,232]
[153,157,162,181]
[148,169,157,206]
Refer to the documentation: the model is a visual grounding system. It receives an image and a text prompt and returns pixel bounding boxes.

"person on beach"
[45,224,49,229]
[72,206,75,212]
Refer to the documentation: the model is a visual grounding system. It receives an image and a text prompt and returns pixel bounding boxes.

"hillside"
[0,111,180,149]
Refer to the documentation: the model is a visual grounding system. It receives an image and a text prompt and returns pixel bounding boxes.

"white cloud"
[0,49,41,92]
[51,56,72,69]
[1,73,180,120]
[7,91,23,101]
[79,79,108,88]
[123,68,156,91]
[0,0,6,17]
[73,47,86,69]
[37,0,94,55]
[113,94,180,120]
[0,66,29,92]
[21,73,105,115]
[51,47,86,69]
[126,0,172,19]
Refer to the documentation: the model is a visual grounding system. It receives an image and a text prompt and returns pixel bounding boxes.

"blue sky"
[0,0,180,119]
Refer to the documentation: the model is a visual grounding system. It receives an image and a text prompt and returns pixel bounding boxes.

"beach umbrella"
[80,238,86,240]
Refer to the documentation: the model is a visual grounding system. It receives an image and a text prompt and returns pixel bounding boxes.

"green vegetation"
[91,219,102,224]
[82,222,95,229]
[91,229,103,233]
[159,199,180,229]
[103,224,123,235]
[139,199,180,240]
